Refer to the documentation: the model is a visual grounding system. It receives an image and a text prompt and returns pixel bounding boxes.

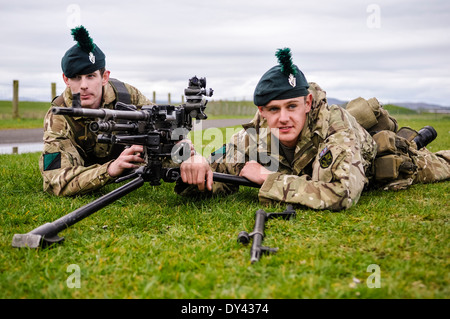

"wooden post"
[152,91,156,104]
[168,93,171,104]
[182,95,185,104]
[12,80,19,119]
[51,82,57,100]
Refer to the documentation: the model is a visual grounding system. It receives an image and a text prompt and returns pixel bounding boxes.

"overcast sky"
[1,0,449,107]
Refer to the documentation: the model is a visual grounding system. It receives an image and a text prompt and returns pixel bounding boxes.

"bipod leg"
[12,175,145,248]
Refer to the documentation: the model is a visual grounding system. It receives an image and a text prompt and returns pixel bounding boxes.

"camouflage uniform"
[412,149,450,183]
[176,82,450,210]
[368,128,450,191]
[176,82,378,210]
[346,97,450,190]
[39,80,151,196]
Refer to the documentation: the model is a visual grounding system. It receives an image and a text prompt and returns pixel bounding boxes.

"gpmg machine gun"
[12,76,259,248]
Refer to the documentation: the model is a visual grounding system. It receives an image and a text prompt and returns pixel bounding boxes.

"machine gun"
[237,205,296,263]
[12,76,260,248]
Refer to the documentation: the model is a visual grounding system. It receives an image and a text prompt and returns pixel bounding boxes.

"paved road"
[0,128,44,144]
[0,118,251,144]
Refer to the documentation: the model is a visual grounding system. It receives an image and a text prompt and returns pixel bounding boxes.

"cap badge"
[89,52,96,64]
[288,74,296,87]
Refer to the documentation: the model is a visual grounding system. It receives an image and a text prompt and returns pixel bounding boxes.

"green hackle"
[71,26,96,53]
[275,48,298,76]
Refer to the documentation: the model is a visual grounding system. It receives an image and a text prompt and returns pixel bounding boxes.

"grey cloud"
[0,0,449,106]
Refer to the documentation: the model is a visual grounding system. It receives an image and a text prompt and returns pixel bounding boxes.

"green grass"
[206,100,256,117]
[0,112,449,299]
[0,100,50,129]
[383,104,418,115]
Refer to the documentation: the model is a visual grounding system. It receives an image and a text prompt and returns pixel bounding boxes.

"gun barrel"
[89,121,138,133]
[212,172,261,188]
[51,107,149,121]
[249,210,267,263]
[253,209,267,234]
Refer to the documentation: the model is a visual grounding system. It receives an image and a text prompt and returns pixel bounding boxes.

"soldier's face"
[258,94,312,148]
[63,70,110,109]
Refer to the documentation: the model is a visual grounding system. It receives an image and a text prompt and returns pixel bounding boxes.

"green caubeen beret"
[61,26,105,78]
[253,48,309,106]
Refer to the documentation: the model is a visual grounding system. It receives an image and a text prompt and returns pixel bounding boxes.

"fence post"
[12,80,19,119]
[51,82,57,100]
[168,93,171,104]
[152,91,156,104]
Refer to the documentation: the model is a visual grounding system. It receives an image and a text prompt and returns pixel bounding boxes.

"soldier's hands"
[107,145,145,178]
[180,154,213,191]
[239,160,272,185]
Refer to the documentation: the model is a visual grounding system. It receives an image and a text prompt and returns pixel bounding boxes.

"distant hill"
[392,102,450,111]
[382,104,418,115]
[326,97,450,113]
[327,97,347,106]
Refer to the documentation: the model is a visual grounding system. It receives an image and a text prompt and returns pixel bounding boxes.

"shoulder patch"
[43,152,61,171]
[319,147,333,169]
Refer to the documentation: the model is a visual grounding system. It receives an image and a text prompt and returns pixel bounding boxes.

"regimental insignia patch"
[319,147,333,169]
[288,74,296,87]
[43,152,61,171]
[89,52,96,64]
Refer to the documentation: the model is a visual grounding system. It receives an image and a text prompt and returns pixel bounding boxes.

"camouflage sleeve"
[412,148,450,183]
[38,108,116,196]
[259,106,376,211]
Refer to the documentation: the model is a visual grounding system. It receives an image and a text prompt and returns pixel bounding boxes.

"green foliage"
[0,113,449,299]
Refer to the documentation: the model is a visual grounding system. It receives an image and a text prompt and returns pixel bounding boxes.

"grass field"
[0,102,449,301]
